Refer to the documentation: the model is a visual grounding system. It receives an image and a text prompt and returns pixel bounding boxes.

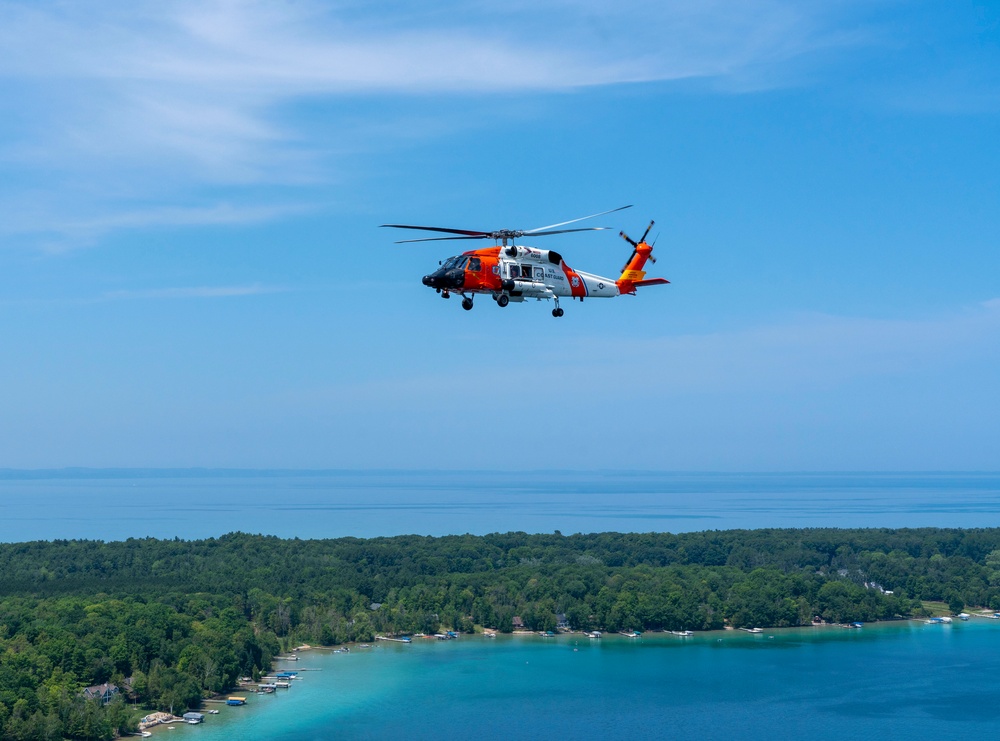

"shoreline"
[138,616,998,736]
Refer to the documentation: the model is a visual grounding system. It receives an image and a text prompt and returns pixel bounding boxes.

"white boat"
[670,630,694,637]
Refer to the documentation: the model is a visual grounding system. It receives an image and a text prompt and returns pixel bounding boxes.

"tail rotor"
[620,220,655,272]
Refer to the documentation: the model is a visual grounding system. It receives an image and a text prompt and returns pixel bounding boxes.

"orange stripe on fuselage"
[561,263,588,298]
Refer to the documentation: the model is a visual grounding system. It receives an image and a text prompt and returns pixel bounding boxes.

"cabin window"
[510,264,521,279]
[468,257,481,272]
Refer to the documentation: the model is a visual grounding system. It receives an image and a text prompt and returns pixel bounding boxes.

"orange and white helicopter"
[381,205,669,317]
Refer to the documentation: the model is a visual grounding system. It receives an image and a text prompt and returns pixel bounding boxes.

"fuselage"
[422,245,622,302]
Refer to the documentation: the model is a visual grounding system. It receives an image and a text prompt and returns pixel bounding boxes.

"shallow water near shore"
[155,620,1000,740]
[1,470,999,541]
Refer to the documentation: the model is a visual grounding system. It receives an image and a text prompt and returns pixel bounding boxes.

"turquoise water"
[153,620,1000,740]
[1,470,999,541]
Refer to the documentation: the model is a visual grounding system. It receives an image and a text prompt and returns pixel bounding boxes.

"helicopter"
[380,205,669,317]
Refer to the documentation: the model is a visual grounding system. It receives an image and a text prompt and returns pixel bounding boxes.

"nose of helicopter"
[423,269,464,290]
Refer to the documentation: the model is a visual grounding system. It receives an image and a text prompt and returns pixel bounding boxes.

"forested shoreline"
[3,527,1000,739]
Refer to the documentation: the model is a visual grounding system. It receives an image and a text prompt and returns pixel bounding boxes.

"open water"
[156,621,1000,740]
[1,470,999,542]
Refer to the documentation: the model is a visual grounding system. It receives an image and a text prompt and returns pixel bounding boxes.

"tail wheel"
[552,308,564,318]
[497,294,510,308]
[461,298,474,311]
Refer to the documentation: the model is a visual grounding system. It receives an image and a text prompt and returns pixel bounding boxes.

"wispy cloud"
[0,200,314,253]
[0,0,870,247]
[102,284,285,300]
[288,299,1000,406]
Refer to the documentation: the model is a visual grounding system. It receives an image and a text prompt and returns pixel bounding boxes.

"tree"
[947,594,965,615]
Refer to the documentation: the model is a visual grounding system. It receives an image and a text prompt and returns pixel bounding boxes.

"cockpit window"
[468,257,481,272]
[442,256,460,270]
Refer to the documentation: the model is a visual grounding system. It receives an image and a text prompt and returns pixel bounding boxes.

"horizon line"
[1,467,998,481]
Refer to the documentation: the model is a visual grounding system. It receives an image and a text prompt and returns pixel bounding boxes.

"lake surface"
[1,470,999,542]
[153,620,1000,740]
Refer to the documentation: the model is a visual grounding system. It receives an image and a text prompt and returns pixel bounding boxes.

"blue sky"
[0,0,997,470]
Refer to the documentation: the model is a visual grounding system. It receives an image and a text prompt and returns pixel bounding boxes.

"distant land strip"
[1,528,998,739]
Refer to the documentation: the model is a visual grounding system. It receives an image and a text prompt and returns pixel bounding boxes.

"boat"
[588,631,602,639]
[958,613,971,621]
[740,627,764,634]
[670,630,694,637]
[226,697,247,706]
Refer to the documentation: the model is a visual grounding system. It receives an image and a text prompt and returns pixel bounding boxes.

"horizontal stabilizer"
[633,278,670,287]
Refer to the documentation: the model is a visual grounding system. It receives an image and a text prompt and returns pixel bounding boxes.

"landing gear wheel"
[462,297,474,311]
[497,294,510,308]
[552,307,564,317]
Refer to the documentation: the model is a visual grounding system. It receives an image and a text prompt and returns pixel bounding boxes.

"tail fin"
[616,220,669,293]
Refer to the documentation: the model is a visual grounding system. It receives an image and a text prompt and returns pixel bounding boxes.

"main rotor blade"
[524,226,611,237]
[391,235,487,244]
[380,224,489,238]
[525,205,632,234]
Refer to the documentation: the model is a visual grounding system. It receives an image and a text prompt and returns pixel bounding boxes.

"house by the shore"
[81,683,119,705]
